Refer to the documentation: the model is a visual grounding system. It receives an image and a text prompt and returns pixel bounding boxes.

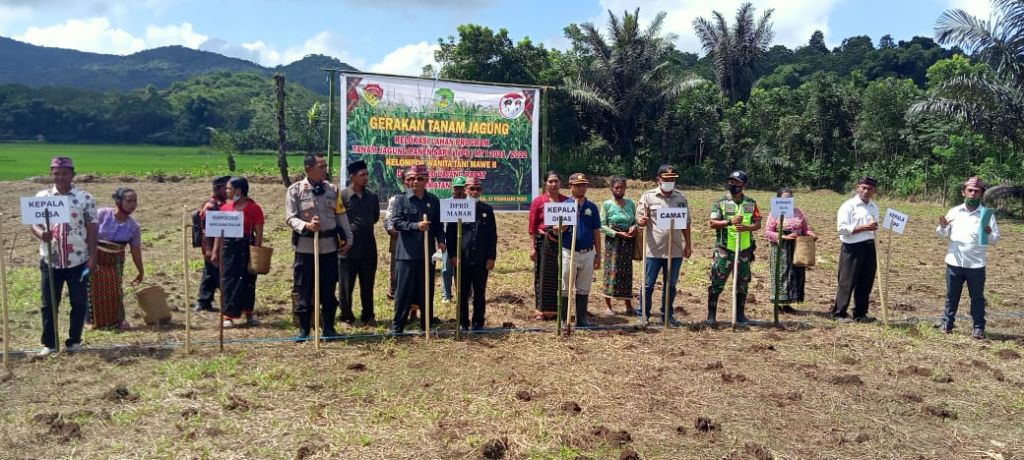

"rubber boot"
[294,313,311,342]
[735,296,749,324]
[706,296,719,325]
[575,294,590,327]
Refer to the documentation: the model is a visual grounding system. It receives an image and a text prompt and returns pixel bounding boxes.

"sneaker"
[293,329,310,342]
[36,347,57,357]
[66,343,84,353]
[831,312,849,320]
[972,328,985,340]
[223,319,235,328]
[853,316,877,323]
[245,316,260,327]
[193,303,216,313]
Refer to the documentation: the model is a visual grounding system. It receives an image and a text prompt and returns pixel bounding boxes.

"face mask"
[965,197,981,208]
[233,193,241,201]
[728,184,743,195]
[660,182,675,192]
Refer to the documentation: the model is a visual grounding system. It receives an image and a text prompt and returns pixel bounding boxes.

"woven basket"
[249,245,273,275]
[793,236,816,267]
[135,285,171,325]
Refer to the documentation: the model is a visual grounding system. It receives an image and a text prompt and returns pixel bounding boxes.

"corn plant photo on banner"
[341,73,540,211]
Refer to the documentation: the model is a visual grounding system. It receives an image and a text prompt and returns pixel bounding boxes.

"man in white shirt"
[937,176,999,339]
[832,176,880,322]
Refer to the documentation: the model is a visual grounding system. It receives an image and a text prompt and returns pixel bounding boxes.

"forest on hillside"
[2,2,1022,202]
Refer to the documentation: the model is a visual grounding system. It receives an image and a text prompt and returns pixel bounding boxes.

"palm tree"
[911,0,1024,141]
[563,8,702,170]
[693,3,775,103]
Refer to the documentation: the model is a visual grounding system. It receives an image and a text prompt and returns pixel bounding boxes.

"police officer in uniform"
[707,171,762,325]
[445,177,497,331]
[285,153,354,340]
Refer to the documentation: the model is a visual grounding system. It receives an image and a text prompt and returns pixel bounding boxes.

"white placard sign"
[21,196,70,225]
[440,199,476,223]
[882,208,908,235]
[655,207,688,229]
[205,211,244,238]
[770,197,795,218]
[544,202,577,226]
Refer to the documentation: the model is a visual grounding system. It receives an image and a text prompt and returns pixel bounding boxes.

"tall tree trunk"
[275,75,290,187]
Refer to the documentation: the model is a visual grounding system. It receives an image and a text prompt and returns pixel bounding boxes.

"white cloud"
[15,17,145,54]
[145,22,207,48]
[948,0,993,18]
[237,31,365,68]
[596,0,841,54]
[0,4,32,35]
[369,41,440,76]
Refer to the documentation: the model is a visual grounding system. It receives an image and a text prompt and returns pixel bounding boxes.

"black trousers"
[40,261,89,349]
[292,251,339,332]
[458,263,489,329]
[196,256,219,308]
[833,240,876,318]
[393,259,435,332]
[339,256,377,322]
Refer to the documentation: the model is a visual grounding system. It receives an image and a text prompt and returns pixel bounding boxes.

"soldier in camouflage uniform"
[707,171,762,325]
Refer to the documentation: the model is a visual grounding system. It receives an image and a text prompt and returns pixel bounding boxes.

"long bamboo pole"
[314,231,321,351]
[423,214,430,341]
[183,207,192,355]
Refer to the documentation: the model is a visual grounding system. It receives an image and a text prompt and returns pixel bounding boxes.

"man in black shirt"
[390,164,445,333]
[339,160,381,325]
[446,177,497,331]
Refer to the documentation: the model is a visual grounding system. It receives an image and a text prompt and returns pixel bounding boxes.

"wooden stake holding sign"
[205,210,244,352]
[654,207,688,327]
[544,202,577,335]
[20,196,70,353]
[879,208,909,327]
[441,198,476,340]
[770,197,795,327]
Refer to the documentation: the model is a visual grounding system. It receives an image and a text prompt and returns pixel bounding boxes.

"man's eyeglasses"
[414,176,428,182]
[467,186,482,191]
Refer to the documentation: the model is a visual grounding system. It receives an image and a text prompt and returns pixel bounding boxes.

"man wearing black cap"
[707,171,762,324]
[446,177,498,330]
[194,175,231,313]
[561,172,602,327]
[339,160,380,325]
[636,164,692,326]
[832,176,880,322]
[391,164,445,333]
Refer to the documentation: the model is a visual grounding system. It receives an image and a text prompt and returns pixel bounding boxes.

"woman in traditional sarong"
[528,171,567,320]
[765,188,816,313]
[600,177,637,315]
[212,177,265,328]
[89,188,144,329]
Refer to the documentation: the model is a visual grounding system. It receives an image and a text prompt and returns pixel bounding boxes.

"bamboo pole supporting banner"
[314,231,321,351]
[183,207,192,355]
[422,214,430,341]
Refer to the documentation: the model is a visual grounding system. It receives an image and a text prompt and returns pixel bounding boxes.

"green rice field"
[0,143,295,180]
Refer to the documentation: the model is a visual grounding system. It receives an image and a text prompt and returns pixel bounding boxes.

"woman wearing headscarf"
[88,187,144,329]
[600,176,637,315]
[765,187,817,313]
[212,177,265,328]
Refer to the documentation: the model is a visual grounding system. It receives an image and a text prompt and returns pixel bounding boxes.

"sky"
[0,0,996,76]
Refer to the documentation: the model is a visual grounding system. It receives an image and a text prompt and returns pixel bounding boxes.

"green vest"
[714,196,757,251]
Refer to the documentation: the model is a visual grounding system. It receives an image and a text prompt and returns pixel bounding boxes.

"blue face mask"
[233,193,241,201]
